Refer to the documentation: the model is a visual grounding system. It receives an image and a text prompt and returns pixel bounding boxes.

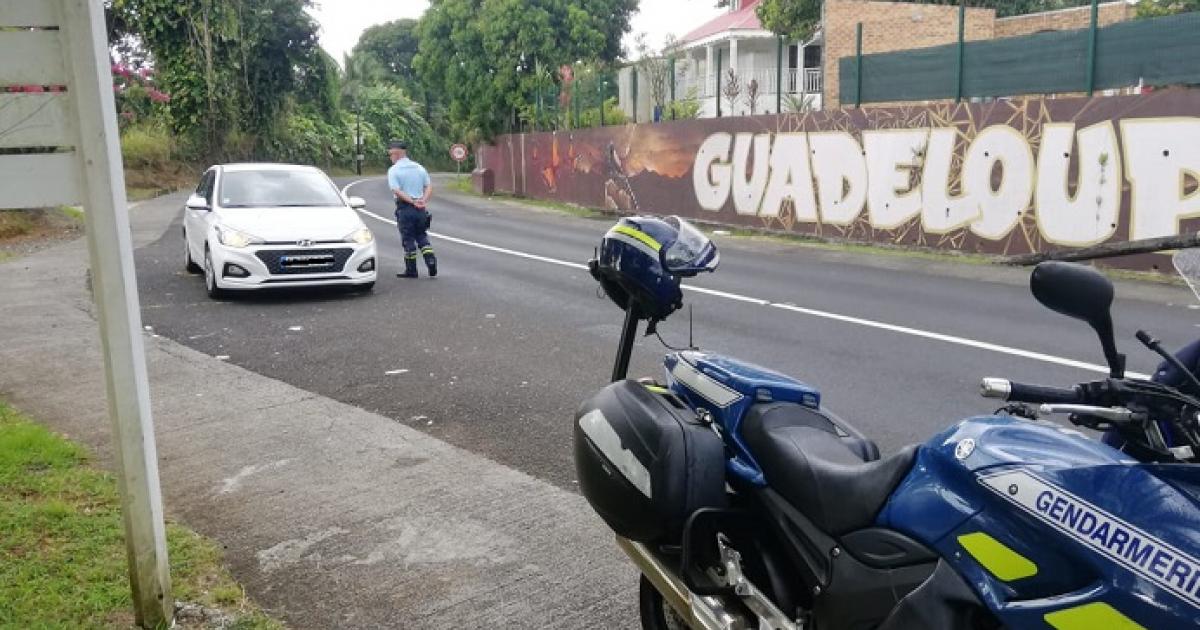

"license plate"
[281,255,334,266]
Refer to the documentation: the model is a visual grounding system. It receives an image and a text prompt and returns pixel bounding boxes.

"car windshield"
[218,169,344,208]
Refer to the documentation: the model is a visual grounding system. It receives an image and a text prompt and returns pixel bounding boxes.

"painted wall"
[478,90,1200,269]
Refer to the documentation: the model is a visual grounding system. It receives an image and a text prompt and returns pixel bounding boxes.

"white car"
[183,164,377,298]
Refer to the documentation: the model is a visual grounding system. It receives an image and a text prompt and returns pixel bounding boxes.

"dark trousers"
[395,203,435,268]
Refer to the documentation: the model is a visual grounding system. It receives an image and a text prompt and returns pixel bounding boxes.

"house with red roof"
[619,0,824,120]
[619,0,1136,119]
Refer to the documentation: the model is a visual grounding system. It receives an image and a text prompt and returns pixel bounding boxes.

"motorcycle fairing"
[663,351,822,484]
[879,416,1200,628]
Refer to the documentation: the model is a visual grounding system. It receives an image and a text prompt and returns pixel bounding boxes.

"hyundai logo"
[297,239,315,247]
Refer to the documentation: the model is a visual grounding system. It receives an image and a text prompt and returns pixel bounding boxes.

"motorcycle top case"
[574,380,728,543]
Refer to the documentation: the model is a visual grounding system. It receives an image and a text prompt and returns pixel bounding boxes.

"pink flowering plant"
[112,62,170,128]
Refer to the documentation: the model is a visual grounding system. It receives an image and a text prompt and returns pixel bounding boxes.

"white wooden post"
[0,1,172,626]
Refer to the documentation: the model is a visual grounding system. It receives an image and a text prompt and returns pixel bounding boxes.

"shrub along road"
[137,175,1196,486]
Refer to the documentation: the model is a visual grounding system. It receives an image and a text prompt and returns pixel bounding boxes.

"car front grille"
[255,248,353,275]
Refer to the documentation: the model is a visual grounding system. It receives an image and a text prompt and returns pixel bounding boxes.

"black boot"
[425,255,438,278]
[398,258,418,278]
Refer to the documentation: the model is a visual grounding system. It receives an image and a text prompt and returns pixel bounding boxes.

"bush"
[578,97,628,128]
[120,124,173,168]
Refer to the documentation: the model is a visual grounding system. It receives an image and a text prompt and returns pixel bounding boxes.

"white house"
[619,0,824,120]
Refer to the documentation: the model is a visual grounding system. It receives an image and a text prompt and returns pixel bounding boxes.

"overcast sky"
[306,0,726,65]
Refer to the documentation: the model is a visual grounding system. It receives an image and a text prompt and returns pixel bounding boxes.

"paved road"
[135,175,1200,488]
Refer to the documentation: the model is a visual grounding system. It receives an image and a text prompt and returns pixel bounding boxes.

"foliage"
[745,78,761,115]
[111,63,168,129]
[633,33,672,110]
[721,69,742,116]
[755,0,822,40]
[665,87,703,120]
[578,97,628,127]
[415,0,638,139]
[0,402,280,629]
[120,123,174,168]
[353,19,422,88]
[1135,0,1200,16]
[108,0,333,159]
[783,93,817,113]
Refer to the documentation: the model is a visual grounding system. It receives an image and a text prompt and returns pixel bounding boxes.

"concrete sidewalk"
[0,193,636,628]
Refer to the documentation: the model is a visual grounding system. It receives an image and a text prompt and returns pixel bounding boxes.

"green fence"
[840,11,1200,105]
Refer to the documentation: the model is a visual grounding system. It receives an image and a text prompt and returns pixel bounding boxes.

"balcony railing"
[674,67,823,99]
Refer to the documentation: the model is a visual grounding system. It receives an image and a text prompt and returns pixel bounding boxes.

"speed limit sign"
[450,144,468,162]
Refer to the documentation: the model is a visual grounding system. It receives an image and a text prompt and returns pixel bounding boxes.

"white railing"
[674,67,823,99]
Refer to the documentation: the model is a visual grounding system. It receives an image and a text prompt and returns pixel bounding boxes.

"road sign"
[0,1,172,626]
[450,143,469,163]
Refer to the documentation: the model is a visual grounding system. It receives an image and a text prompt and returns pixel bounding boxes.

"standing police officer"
[387,140,437,278]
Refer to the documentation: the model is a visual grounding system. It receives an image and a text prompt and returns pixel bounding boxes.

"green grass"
[0,401,281,630]
[445,174,473,195]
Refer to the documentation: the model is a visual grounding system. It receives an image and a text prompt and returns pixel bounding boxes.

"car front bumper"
[210,241,377,290]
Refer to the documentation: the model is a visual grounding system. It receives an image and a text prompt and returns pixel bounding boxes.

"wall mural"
[478,90,1200,269]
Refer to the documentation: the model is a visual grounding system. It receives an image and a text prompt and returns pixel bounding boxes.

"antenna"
[688,304,695,350]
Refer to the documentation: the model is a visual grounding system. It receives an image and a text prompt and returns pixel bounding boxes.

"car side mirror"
[347,196,367,210]
[1031,261,1124,378]
[186,193,210,211]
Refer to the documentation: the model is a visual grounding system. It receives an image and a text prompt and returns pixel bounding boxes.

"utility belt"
[395,201,432,230]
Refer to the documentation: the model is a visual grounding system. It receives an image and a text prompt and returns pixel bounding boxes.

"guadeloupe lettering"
[691,118,1200,246]
[981,470,1200,609]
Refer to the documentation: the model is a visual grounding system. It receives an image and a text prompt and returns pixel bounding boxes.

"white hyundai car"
[183,164,377,298]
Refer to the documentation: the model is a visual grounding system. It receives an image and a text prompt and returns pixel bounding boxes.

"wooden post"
[58,0,173,626]
[1086,0,1099,97]
[855,22,864,108]
[956,1,966,103]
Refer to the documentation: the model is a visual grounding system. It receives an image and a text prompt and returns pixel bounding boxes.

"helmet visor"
[663,217,718,275]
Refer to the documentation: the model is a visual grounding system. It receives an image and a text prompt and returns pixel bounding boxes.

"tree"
[109,0,332,157]
[633,33,672,120]
[755,0,821,41]
[1135,0,1200,17]
[745,77,760,115]
[721,68,741,116]
[353,19,421,83]
[415,0,638,139]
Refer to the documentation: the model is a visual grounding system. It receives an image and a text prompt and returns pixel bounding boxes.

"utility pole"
[355,102,362,176]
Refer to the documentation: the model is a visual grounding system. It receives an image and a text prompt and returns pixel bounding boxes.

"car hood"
[214,206,365,242]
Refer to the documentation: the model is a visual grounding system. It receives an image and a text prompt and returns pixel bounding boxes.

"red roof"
[679,0,764,45]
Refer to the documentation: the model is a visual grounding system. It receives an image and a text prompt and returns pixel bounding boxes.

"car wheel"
[184,231,202,274]
[203,248,228,299]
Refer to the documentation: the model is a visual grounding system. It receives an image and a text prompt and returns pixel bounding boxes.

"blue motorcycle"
[575,216,1200,629]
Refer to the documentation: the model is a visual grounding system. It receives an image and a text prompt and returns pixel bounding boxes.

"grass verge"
[0,401,281,629]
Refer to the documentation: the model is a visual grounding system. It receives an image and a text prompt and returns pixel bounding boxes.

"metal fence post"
[669,55,676,120]
[776,36,783,114]
[716,48,723,117]
[632,67,639,123]
[1086,0,1099,97]
[855,22,863,108]
[956,1,965,103]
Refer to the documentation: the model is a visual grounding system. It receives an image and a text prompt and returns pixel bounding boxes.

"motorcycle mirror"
[1030,261,1125,378]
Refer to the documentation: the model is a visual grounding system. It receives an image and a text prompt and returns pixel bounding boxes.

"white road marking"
[343,178,1150,379]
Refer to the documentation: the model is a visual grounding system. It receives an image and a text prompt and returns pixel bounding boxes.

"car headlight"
[215,225,263,248]
[344,227,374,245]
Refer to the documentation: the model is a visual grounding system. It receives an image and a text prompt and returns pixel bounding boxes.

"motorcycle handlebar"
[980,378,1082,404]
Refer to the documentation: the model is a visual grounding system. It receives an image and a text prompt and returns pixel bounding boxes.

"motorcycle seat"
[742,403,918,536]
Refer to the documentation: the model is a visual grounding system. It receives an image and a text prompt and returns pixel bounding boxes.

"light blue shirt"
[387,157,431,201]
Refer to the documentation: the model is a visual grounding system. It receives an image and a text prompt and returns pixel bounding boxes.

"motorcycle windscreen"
[1174,248,1200,304]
